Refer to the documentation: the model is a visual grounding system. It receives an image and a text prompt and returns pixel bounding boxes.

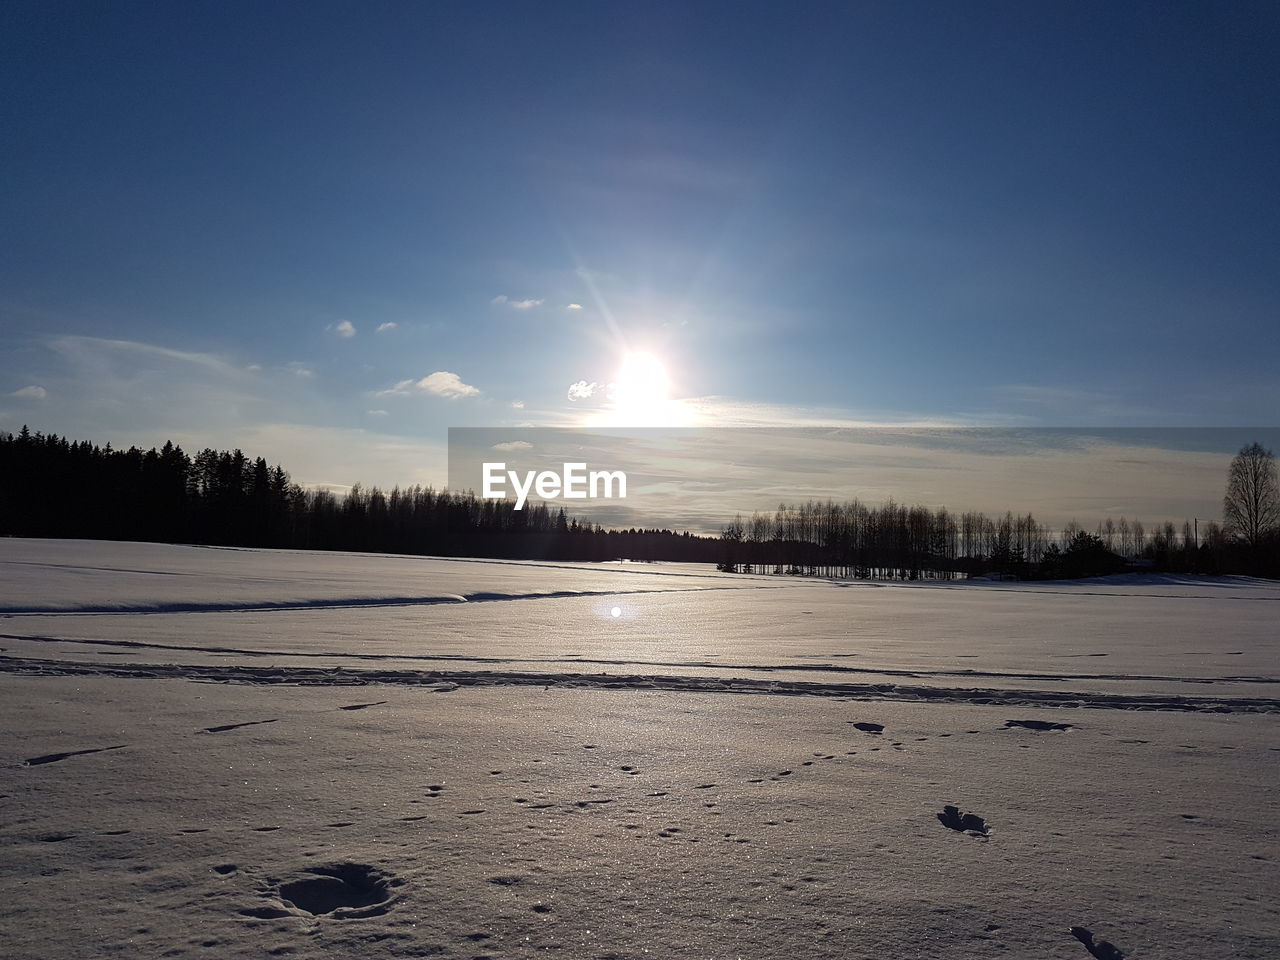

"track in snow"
[2,654,1277,714]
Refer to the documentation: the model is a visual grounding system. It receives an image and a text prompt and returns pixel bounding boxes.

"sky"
[2,1,1278,504]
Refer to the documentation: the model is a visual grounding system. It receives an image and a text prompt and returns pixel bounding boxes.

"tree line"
[0,426,719,563]
[4,427,1274,578]
[718,443,1280,580]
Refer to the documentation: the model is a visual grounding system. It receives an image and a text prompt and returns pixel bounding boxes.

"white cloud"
[376,322,397,333]
[10,385,47,399]
[420,371,480,398]
[290,365,314,378]
[367,409,389,416]
[510,400,525,409]
[491,440,533,452]
[329,320,356,338]
[375,371,482,400]
[566,303,583,310]
[567,380,599,401]
[491,295,543,310]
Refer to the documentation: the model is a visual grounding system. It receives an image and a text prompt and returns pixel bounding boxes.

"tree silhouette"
[1223,443,1279,551]
[0,426,717,563]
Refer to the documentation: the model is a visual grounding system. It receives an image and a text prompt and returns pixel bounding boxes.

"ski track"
[0,583,779,616]
[2,654,1276,714]
[1,633,1274,686]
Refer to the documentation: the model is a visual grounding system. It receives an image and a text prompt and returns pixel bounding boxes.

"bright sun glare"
[585,349,695,427]
[612,352,671,415]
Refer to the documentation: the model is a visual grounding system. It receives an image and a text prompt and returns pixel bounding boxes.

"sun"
[583,349,696,427]
[612,352,671,414]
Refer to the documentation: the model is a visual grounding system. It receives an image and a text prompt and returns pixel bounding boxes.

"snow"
[0,538,743,613]
[1,539,1277,958]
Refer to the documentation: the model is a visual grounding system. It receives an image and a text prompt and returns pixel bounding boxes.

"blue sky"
[2,2,1277,491]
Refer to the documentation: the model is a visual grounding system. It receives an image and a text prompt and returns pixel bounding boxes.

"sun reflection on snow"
[599,600,632,621]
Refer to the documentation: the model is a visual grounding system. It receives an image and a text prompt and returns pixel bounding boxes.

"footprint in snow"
[937,805,989,837]
[1070,925,1126,960]
[271,861,401,919]
[1004,719,1073,732]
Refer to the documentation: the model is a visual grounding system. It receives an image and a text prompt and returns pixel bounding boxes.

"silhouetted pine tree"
[0,427,718,563]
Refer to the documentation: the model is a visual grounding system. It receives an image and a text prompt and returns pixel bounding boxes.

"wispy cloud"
[566,303,583,311]
[491,440,533,451]
[567,380,599,401]
[671,396,1005,429]
[0,334,452,492]
[491,295,544,310]
[378,379,414,397]
[10,385,47,399]
[376,322,397,333]
[328,320,356,338]
[366,409,388,416]
[991,384,1153,424]
[49,335,239,376]
[511,400,525,409]
[14,334,278,442]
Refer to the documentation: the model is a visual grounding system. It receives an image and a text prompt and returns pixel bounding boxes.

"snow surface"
[1,539,1277,959]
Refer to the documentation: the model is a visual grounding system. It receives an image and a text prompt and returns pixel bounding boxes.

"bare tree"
[1223,443,1280,549]
[1100,517,1116,552]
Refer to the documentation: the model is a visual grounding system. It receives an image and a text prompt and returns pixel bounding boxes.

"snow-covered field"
[1,539,1277,958]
